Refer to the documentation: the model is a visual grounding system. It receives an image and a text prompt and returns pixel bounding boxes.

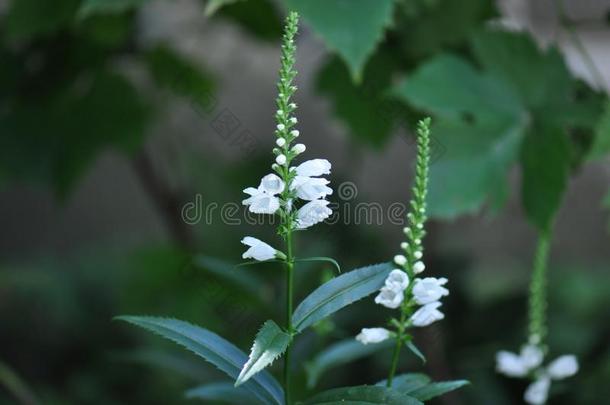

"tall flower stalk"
[495,231,579,404]
[241,12,332,404]
[356,118,449,386]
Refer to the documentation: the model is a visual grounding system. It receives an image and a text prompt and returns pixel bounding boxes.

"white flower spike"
[241,237,280,261]
[356,328,391,345]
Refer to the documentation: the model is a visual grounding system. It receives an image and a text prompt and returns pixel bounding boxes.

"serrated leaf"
[405,341,426,364]
[185,381,263,404]
[78,0,150,18]
[302,385,423,405]
[286,0,395,81]
[376,373,431,392]
[409,380,470,401]
[236,320,290,386]
[116,316,283,405]
[306,339,393,388]
[292,263,393,332]
[395,54,526,218]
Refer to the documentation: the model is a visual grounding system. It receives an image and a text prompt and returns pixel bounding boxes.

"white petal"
[412,277,449,305]
[496,351,529,377]
[295,199,332,229]
[243,193,280,214]
[524,377,551,405]
[356,328,391,345]
[520,345,544,370]
[374,286,404,309]
[410,301,444,327]
[241,237,278,261]
[295,159,331,177]
[290,176,332,201]
[259,173,285,195]
[384,269,409,291]
[547,355,578,379]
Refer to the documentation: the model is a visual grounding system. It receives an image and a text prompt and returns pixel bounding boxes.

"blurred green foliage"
[1,0,609,403]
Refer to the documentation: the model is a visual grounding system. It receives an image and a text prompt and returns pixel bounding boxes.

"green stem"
[528,232,551,345]
[387,313,406,387]
[284,229,294,405]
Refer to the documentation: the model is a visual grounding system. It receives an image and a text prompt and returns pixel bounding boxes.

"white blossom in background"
[496,343,579,404]
[356,328,391,345]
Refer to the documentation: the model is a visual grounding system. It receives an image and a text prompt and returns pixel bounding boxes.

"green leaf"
[409,380,470,401]
[236,320,290,386]
[405,341,426,364]
[520,125,570,231]
[286,0,395,81]
[316,53,408,148]
[589,101,610,160]
[5,0,80,40]
[302,385,422,405]
[205,0,241,16]
[145,45,216,111]
[292,263,393,332]
[192,255,266,298]
[305,339,393,388]
[78,0,150,18]
[376,373,431,392]
[186,382,263,404]
[296,256,341,274]
[216,0,283,41]
[395,54,526,218]
[116,316,283,405]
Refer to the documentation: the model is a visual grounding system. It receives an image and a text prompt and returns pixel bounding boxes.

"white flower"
[290,117,297,124]
[414,251,423,259]
[260,174,285,194]
[413,261,425,274]
[276,154,287,165]
[524,377,550,405]
[394,255,407,266]
[292,143,306,154]
[375,286,404,309]
[520,344,544,370]
[295,159,331,177]
[277,124,285,131]
[276,138,286,147]
[547,355,578,379]
[241,237,279,261]
[385,269,409,291]
[412,277,449,305]
[291,176,332,201]
[356,328,391,345]
[242,187,280,214]
[496,351,529,377]
[400,242,408,250]
[295,199,332,229]
[410,301,444,327]
[290,129,299,137]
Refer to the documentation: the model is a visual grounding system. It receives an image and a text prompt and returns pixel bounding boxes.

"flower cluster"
[240,12,332,261]
[496,343,578,404]
[357,119,449,347]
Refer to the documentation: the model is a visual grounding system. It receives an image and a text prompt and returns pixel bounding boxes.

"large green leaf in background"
[236,320,290,386]
[0,71,150,195]
[286,0,395,81]
[395,54,526,219]
[316,53,408,148]
[5,0,80,41]
[186,381,263,404]
[117,316,284,405]
[396,29,599,230]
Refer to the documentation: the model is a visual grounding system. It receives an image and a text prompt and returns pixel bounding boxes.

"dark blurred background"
[1,0,609,404]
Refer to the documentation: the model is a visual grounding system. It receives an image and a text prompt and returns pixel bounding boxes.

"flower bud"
[292,143,306,154]
[276,138,286,147]
[276,154,287,165]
